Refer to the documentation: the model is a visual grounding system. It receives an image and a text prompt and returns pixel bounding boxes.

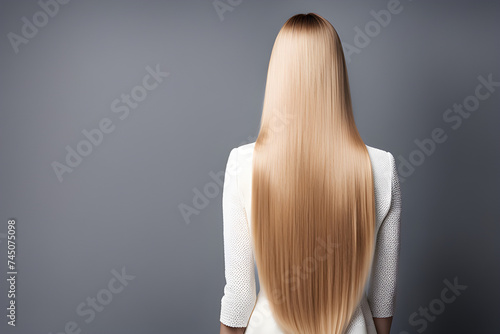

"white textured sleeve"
[219,148,257,328]
[367,152,402,318]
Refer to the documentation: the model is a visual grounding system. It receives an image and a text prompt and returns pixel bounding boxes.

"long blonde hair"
[251,13,376,334]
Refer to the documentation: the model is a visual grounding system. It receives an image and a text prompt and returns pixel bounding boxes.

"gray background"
[0,0,499,333]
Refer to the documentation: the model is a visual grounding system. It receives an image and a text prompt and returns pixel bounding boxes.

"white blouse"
[220,142,402,333]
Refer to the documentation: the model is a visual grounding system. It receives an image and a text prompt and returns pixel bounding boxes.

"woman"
[219,13,401,334]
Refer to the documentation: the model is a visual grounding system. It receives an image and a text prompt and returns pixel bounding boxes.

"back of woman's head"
[251,13,376,334]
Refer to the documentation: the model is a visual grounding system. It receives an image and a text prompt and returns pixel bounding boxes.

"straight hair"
[251,13,376,334]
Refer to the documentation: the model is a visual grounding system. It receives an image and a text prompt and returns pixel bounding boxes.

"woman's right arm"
[373,316,393,334]
[367,152,402,333]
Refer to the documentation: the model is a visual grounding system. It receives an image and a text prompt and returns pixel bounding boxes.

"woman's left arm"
[220,322,246,334]
[219,148,257,330]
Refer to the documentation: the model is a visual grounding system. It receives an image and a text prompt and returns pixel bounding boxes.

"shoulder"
[235,142,256,158]
[365,144,392,166]
[365,144,397,179]
[365,144,396,193]
[224,142,255,184]
[226,142,256,168]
